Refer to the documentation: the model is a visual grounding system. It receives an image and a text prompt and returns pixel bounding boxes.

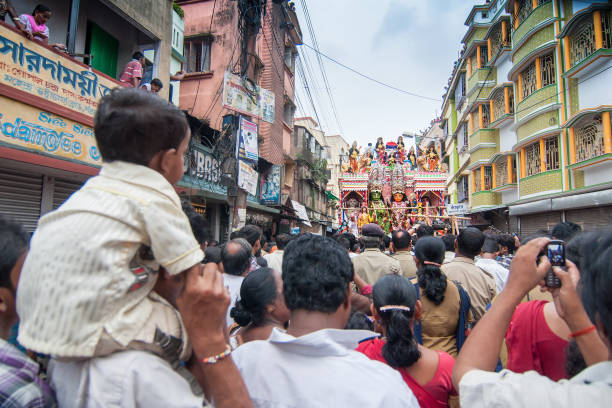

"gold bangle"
[201,344,232,364]
[13,17,20,21]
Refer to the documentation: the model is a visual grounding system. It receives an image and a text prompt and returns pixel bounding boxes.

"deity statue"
[407,147,417,170]
[349,214,359,236]
[349,141,360,173]
[369,163,390,234]
[408,192,418,224]
[358,143,373,174]
[390,165,408,231]
[426,144,440,172]
[397,136,407,164]
[357,206,371,233]
[375,137,386,165]
[388,152,397,170]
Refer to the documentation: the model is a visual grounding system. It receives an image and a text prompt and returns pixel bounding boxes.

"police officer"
[352,223,401,286]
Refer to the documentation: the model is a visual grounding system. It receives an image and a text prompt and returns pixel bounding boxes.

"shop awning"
[246,201,280,214]
[291,200,311,226]
[325,190,339,201]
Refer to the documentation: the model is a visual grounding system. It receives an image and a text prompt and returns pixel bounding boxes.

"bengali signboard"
[236,116,258,162]
[222,71,275,123]
[260,164,281,205]
[237,159,258,196]
[446,202,468,216]
[0,27,121,119]
[0,95,101,166]
[181,142,227,195]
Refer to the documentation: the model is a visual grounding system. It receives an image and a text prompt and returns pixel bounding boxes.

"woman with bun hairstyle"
[412,236,468,357]
[356,274,457,407]
[229,267,290,347]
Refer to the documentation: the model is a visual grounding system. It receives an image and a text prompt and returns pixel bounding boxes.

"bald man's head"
[222,238,252,276]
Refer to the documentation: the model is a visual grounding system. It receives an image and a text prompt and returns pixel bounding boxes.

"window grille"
[495,159,508,186]
[575,120,605,162]
[513,0,532,29]
[458,123,469,152]
[526,142,540,176]
[184,37,212,73]
[602,11,612,49]
[489,24,503,57]
[521,61,537,99]
[480,45,489,66]
[508,87,515,113]
[471,53,479,71]
[458,176,469,202]
[455,72,466,106]
[570,15,595,67]
[545,136,559,171]
[482,104,491,128]
[474,168,482,192]
[541,54,556,87]
[484,166,493,190]
[492,89,506,120]
[537,0,551,5]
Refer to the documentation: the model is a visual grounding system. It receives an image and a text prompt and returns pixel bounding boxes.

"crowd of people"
[1,88,611,407]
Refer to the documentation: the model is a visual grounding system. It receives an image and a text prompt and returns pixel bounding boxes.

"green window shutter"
[85,22,118,78]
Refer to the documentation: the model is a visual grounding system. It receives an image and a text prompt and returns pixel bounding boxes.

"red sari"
[356,338,456,408]
[506,300,568,381]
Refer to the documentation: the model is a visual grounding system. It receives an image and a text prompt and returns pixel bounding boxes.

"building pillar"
[569,127,576,164]
[504,87,511,114]
[535,57,542,89]
[492,163,497,189]
[539,138,546,172]
[478,104,484,129]
[472,170,476,193]
[487,38,492,61]
[603,111,612,154]
[563,36,571,71]
[502,20,508,45]
[514,1,520,29]
[507,155,513,183]
[66,0,80,55]
[532,0,538,10]
[594,11,604,50]
[520,148,526,178]
[469,112,474,134]
[489,99,495,122]
[480,165,486,191]
[517,74,523,101]
[477,45,482,69]
[468,56,473,77]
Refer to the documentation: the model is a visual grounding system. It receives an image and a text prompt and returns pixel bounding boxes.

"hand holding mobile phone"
[545,240,565,288]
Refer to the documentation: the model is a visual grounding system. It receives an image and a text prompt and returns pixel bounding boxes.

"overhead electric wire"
[300,42,442,102]
[296,55,325,131]
[190,0,217,114]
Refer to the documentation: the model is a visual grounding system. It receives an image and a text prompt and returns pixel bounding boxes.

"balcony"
[468,67,496,94]
[519,169,562,197]
[512,24,555,65]
[512,1,554,48]
[464,26,490,52]
[471,190,501,208]
[574,120,606,164]
[516,110,558,142]
[469,129,498,151]
[516,84,557,122]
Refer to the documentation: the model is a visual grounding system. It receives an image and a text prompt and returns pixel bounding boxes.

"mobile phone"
[545,240,565,288]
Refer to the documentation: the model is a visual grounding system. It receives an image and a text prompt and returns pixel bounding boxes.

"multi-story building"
[0,0,174,232]
[441,0,612,234]
[177,0,302,240]
[322,133,349,230]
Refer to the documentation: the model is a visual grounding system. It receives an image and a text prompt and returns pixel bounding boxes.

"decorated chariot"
[339,136,457,236]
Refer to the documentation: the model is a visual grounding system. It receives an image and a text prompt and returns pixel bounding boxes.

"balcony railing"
[575,121,605,163]
[569,12,612,68]
[495,159,509,187]
[492,88,506,121]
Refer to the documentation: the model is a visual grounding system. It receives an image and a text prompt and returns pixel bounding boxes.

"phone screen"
[547,242,565,267]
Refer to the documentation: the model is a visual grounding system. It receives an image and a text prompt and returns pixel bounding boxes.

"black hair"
[208,240,218,247]
[416,224,434,238]
[341,233,357,252]
[32,4,51,15]
[457,227,484,258]
[363,235,381,249]
[221,238,252,276]
[381,235,391,250]
[372,275,421,367]
[275,233,291,250]
[345,310,374,331]
[203,246,222,264]
[579,228,612,340]
[150,78,163,89]
[520,232,550,245]
[94,88,188,166]
[564,340,587,378]
[229,230,239,240]
[392,230,412,250]
[230,267,278,327]
[498,234,516,254]
[181,201,210,245]
[336,237,350,251]
[282,234,353,313]
[565,233,585,270]
[236,224,262,248]
[481,238,499,254]
[0,216,28,290]
[551,222,582,241]
[132,51,144,60]
[414,237,447,305]
[441,234,456,252]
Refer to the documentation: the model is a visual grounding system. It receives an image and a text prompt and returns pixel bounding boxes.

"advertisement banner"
[0,28,120,119]
[260,164,281,205]
[222,71,274,123]
[0,95,101,166]
[237,116,258,162]
[446,202,468,215]
[237,159,258,196]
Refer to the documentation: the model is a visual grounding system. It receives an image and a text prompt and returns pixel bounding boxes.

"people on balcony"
[16,4,65,51]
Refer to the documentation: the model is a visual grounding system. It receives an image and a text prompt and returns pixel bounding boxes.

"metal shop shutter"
[519,211,562,237]
[53,178,85,210]
[565,205,612,232]
[0,167,42,233]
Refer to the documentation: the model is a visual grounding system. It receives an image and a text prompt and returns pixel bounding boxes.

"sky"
[293,0,476,150]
